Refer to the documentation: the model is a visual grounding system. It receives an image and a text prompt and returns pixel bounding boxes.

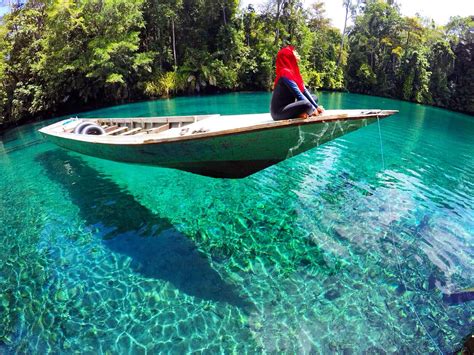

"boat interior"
[63,115,216,136]
[48,113,278,140]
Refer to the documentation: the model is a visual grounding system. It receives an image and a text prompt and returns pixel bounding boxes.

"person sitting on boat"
[271,46,324,121]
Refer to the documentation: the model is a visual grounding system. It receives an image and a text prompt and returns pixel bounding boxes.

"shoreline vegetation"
[0,0,473,132]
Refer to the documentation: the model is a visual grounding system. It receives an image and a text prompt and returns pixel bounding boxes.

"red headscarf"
[274,46,305,91]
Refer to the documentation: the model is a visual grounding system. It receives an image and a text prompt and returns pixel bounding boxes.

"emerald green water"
[1,92,472,353]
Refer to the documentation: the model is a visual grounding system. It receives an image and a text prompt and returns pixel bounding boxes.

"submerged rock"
[55,290,69,302]
[324,289,341,300]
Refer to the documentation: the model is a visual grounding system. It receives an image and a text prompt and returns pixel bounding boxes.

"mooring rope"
[391,240,443,354]
[376,115,385,170]
[376,115,443,354]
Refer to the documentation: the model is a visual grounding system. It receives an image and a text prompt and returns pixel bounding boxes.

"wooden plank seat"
[105,126,128,135]
[96,116,202,128]
[120,127,143,136]
[104,125,119,133]
[134,123,170,136]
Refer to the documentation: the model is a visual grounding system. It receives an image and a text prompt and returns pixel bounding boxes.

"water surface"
[0,92,472,353]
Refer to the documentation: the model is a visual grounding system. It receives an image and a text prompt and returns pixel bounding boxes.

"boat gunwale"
[39,110,398,146]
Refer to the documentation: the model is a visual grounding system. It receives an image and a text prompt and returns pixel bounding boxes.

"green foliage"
[446,16,474,113]
[0,4,48,123]
[356,63,377,90]
[346,3,472,112]
[0,24,9,124]
[429,40,455,106]
[0,1,472,126]
[42,0,148,101]
[400,51,431,103]
[144,71,180,97]
[306,5,346,90]
[0,0,149,124]
[347,1,404,96]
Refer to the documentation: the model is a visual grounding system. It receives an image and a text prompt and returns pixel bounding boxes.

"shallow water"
[0,92,472,353]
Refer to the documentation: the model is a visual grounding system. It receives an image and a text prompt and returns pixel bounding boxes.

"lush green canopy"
[0,0,472,126]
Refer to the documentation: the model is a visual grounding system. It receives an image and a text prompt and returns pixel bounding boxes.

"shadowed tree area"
[0,0,472,127]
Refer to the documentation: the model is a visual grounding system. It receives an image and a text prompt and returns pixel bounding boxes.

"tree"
[0,1,47,122]
[346,1,404,96]
[400,50,431,103]
[307,1,345,90]
[336,0,357,68]
[239,6,275,90]
[428,40,455,106]
[0,20,10,124]
[447,16,474,112]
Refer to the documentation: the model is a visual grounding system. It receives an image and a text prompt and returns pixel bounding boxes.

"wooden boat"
[39,110,398,178]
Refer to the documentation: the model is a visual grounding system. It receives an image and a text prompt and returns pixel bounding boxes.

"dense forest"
[0,0,472,127]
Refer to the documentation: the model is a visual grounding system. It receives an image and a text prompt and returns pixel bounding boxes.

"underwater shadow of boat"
[36,149,251,308]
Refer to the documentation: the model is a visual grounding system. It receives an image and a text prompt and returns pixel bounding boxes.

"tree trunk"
[336,2,350,68]
[274,0,283,44]
[172,19,177,68]
[222,3,227,25]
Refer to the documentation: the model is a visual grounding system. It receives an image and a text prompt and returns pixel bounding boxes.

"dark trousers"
[271,100,314,121]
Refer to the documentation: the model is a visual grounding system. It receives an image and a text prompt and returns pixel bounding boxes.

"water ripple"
[0,93,472,353]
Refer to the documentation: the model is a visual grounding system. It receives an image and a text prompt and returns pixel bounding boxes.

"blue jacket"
[280,77,318,109]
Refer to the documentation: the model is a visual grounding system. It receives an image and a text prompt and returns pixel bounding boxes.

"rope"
[392,244,443,354]
[376,117,443,354]
[376,115,385,170]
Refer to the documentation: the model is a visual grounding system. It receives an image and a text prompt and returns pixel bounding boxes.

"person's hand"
[317,106,325,114]
[310,109,319,117]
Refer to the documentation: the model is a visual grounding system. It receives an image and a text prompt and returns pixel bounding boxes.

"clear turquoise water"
[0,92,472,353]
